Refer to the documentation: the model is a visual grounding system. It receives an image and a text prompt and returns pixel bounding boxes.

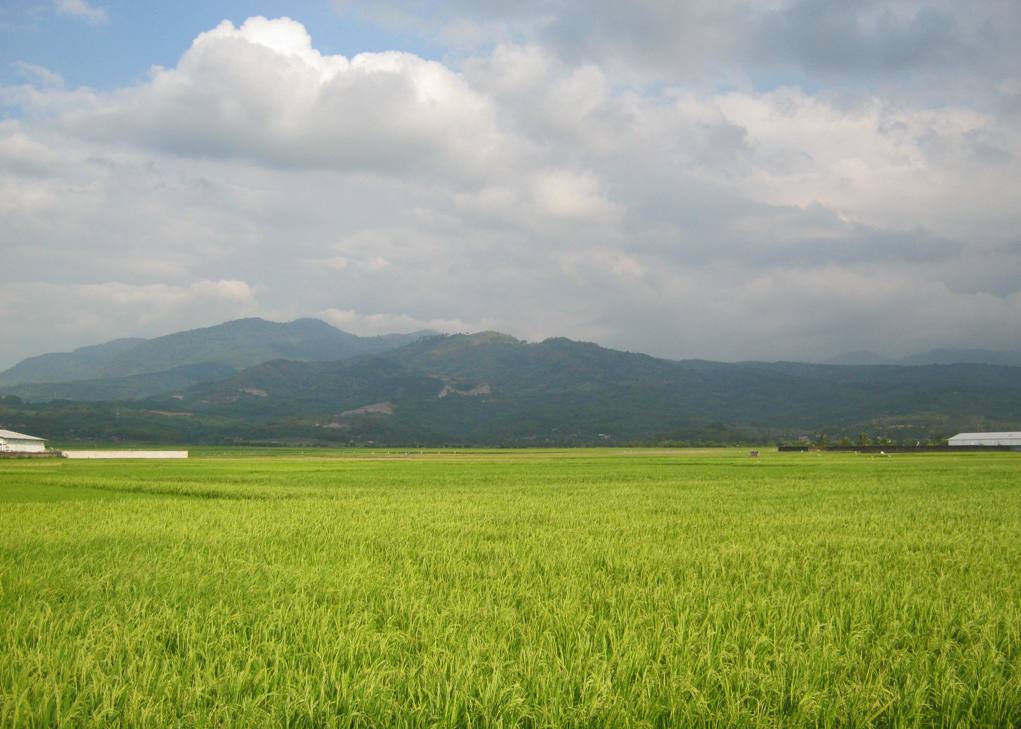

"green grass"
[1,449,1019,727]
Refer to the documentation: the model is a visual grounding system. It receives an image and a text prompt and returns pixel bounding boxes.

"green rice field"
[1,448,1020,727]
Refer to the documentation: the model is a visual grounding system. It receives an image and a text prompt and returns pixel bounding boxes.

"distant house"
[948,432,1021,449]
[0,429,47,453]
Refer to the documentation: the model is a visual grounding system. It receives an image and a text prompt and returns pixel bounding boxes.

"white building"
[0,429,47,453]
[948,432,1021,449]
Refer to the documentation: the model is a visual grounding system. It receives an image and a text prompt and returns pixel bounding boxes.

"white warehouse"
[0,429,47,453]
[948,432,1021,449]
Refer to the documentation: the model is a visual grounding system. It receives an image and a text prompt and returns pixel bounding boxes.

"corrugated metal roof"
[0,429,46,441]
[949,432,1021,439]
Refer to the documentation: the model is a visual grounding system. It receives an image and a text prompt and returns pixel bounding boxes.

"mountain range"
[1,318,1019,446]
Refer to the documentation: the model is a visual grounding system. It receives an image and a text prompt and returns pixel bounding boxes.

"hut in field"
[0,429,47,453]
[948,432,1021,450]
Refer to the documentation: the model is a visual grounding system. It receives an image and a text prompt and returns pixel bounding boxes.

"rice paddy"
[1,448,1019,727]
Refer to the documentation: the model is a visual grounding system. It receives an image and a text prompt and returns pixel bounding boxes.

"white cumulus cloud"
[55,17,513,184]
[54,0,107,25]
[319,309,486,336]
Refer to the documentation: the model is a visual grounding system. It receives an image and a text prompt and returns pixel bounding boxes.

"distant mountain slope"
[898,348,1021,366]
[0,363,236,402]
[826,348,1021,366]
[0,338,146,386]
[389,333,683,390]
[0,318,434,388]
[101,318,433,376]
[174,357,447,416]
[823,351,896,365]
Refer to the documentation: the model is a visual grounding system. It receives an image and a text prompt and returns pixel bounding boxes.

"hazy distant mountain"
[0,318,434,391]
[897,349,1021,366]
[823,351,896,366]
[0,337,147,385]
[826,348,1021,367]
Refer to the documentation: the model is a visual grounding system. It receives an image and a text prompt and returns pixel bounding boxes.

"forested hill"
[0,318,433,391]
[2,332,1019,446]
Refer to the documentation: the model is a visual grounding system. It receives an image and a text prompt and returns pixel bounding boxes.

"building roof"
[0,429,46,441]
[949,432,1021,439]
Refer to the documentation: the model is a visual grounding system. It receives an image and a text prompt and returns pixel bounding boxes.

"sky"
[1,0,1020,369]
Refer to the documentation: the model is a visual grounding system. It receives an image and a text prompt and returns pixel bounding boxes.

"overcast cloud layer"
[2,2,1020,368]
